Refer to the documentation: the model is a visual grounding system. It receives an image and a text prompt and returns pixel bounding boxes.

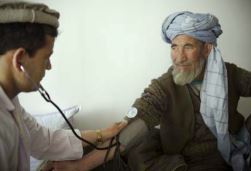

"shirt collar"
[0,86,15,111]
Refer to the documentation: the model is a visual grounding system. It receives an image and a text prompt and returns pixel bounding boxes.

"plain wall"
[19,0,251,130]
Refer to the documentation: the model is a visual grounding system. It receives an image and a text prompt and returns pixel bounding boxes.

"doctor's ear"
[12,48,27,72]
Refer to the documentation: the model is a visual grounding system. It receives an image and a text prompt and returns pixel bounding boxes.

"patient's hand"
[101,121,127,141]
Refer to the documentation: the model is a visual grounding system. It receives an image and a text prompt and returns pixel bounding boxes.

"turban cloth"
[162,11,222,45]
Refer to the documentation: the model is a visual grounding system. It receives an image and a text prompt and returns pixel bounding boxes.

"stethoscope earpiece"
[20,65,25,72]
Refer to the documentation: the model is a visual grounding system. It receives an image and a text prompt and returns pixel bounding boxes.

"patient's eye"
[171,44,177,50]
[184,44,193,49]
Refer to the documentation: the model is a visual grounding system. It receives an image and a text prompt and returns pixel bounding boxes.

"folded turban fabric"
[0,1,59,28]
[161,11,222,45]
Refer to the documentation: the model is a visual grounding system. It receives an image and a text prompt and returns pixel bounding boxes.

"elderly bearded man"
[117,11,251,171]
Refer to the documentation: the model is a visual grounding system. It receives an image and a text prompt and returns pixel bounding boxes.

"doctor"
[0,1,126,171]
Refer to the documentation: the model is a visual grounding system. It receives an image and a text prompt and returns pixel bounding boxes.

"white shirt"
[0,86,83,171]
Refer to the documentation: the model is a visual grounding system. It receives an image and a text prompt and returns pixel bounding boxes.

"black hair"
[0,22,58,56]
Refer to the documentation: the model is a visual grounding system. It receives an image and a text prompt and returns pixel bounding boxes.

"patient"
[118,11,251,171]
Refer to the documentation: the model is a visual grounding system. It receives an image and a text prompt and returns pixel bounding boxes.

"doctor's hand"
[100,120,128,141]
[80,120,127,147]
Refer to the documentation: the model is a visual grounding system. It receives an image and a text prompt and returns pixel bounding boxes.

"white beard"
[172,58,205,85]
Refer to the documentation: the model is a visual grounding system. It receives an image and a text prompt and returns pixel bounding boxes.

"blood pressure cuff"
[119,118,149,153]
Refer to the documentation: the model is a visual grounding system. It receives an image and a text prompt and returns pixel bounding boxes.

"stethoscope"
[21,65,119,151]
[38,84,119,151]
[36,82,125,169]
[20,62,126,169]
[38,84,125,169]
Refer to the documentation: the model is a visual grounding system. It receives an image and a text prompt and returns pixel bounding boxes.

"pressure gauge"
[126,107,138,118]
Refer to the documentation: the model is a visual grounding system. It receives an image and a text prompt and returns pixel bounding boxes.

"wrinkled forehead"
[171,34,204,45]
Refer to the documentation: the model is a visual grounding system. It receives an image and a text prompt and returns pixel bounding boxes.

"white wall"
[19,0,251,130]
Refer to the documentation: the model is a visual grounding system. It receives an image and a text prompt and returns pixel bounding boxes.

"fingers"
[112,121,128,136]
[115,120,128,129]
[109,121,127,135]
[101,120,128,141]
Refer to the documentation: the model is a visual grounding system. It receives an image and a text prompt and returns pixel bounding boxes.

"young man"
[117,11,251,171]
[0,1,126,171]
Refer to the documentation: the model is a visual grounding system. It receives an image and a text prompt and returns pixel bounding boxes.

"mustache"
[173,62,193,66]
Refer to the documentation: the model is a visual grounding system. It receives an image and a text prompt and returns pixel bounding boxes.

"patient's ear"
[203,43,213,59]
